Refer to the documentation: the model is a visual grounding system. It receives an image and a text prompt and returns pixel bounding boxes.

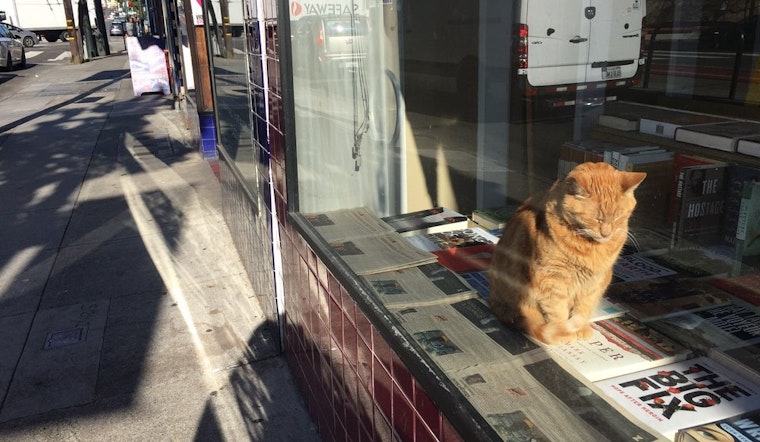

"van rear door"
[521,0,644,89]
[585,0,644,83]
[523,0,590,87]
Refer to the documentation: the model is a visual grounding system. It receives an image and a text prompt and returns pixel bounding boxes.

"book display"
[381,207,469,236]
[675,121,760,153]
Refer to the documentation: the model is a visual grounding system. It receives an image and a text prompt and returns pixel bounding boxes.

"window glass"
[207,0,258,191]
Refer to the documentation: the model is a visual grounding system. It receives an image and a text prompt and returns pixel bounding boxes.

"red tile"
[441,417,464,442]
[373,356,393,421]
[356,382,375,435]
[357,338,373,391]
[355,307,373,347]
[341,288,357,326]
[391,353,414,400]
[373,329,393,374]
[329,297,343,342]
[415,417,439,442]
[343,313,358,368]
[414,381,441,438]
[393,383,415,442]
[374,408,394,442]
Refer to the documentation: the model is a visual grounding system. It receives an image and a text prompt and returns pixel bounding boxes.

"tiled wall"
[215,0,465,439]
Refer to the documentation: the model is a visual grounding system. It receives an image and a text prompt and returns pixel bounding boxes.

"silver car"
[0,24,25,70]
[4,23,38,47]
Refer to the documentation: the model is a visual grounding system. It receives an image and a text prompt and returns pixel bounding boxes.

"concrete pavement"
[0,49,319,440]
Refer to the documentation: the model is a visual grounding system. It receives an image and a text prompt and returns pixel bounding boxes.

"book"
[670,163,729,249]
[625,158,675,225]
[617,150,674,172]
[303,206,397,242]
[675,121,760,152]
[676,410,760,442]
[598,113,640,131]
[711,340,760,387]
[603,145,663,169]
[645,247,733,278]
[605,276,733,321]
[668,153,726,224]
[327,232,438,275]
[595,357,760,440]
[639,110,731,139]
[723,165,760,248]
[710,273,760,307]
[362,263,478,309]
[733,181,760,275]
[737,134,760,158]
[646,300,760,353]
[382,207,469,237]
[549,315,691,382]
[471,206,518,230]
[432,243,494,273]
[612,252,678,284]
[405,227,499,252]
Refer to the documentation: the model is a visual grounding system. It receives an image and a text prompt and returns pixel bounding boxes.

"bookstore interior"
[235,0,760,440]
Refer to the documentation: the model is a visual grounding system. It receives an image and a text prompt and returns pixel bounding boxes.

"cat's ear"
[565,176,589,198]
[620,171,647,193]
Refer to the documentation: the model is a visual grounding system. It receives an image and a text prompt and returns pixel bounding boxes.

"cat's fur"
[488,162,646,345]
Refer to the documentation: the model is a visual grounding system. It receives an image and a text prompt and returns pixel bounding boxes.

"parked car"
[3,23,38,47]
[0,24,25,70]
[109,19,126,36]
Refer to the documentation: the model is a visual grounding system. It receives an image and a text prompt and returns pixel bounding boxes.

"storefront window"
[285,0,760,439]
[208,0,258,191]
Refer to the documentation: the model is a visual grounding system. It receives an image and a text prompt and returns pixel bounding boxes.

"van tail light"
[639,16,647,63]
[317,28,324,45]
[516,23,529,69]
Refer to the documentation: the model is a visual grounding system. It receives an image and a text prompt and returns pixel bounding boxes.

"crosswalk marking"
[24,50,42,59]
[47,51,71,61]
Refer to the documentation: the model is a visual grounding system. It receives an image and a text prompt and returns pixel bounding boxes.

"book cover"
[671,163,729,249]
[471,206,518,230]
[595,357,760,440]
[668,153,726,224]
[599,113,640,131]
[733,181,760,275]
[605,276,733,321]
[723,165,760,248]
[646,300,760,353]
[550,315,691,382]
[737,134,760,158]
[676,410,760,442]
[362,263,478,309]
[710,273,760,307]
[612,253,678,284]
[626,158,675,225]
[433,243,494,273]
[381,207,469,237]
[617,150,674,172]
[405,227,499,252]
[675,121,760,152]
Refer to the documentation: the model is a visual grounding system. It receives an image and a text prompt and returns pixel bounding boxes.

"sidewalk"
[0,51,319,440]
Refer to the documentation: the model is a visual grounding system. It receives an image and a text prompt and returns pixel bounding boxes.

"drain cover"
[44,326,88,349]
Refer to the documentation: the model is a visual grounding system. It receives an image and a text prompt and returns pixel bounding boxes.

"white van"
[515,0,646,100]
[402,0,646,109]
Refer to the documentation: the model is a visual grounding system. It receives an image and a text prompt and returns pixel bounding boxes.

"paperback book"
[595,357,760,440]
[612,253,678,283]
[471,206,518,230]
[733,181,760,275]
[723,164,760,248]
[670,163,729,249]
[676,410,760,442]
[549,315,691,382]
[710,272,760,307]
[674,121,760,152]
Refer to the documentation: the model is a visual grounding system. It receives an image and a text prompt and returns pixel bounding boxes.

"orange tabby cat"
[488,162,646,345]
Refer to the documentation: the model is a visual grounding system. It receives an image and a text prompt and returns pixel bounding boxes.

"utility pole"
[63,0,81,64]
[220,0,233,58]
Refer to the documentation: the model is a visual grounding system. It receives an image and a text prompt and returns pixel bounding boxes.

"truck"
[0,0,72,42]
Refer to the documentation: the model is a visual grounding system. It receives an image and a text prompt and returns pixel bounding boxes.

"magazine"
[675,409,760,442]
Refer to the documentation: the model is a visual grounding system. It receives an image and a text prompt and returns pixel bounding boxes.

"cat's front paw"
[577,324,594,340]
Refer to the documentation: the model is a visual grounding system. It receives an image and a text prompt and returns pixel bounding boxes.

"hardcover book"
[382,207,469,237]
[737,134,760,158]
[549,315,691,382]
[709,272,760,307]
[596,357,760,440]
[639,110,731,139]
[670,163,729,249]
[733,181,760,275]
[667,153,726,224]
[723,165,760,248]
[675,121,760,152]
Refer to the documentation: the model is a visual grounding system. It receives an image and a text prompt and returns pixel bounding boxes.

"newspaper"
[327,232,437,275]
[362,263,478,309]
[453,360,663,442]
[303,206,396,243]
